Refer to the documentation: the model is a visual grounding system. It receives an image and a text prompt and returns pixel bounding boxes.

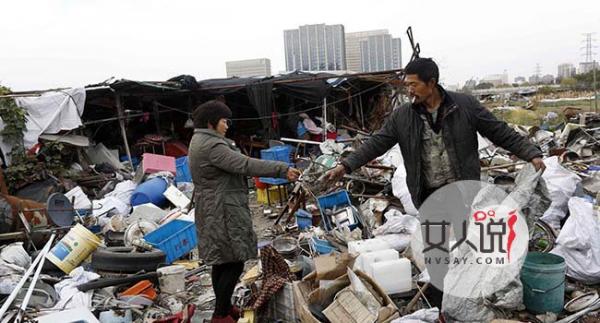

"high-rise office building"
[284,24,346,71]
[345,30,388,72]
[225,58,271,78]
[359,34,402,72]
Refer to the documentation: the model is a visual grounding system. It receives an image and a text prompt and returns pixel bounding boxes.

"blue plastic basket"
[295,210,312,230]
[312,237,335,254]
[144,220,197,264]
[260,146,292,164]
[175,156,192,183]
[316,190,355,231]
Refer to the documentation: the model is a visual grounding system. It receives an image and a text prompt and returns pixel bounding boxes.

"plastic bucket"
[46,224,101,274]
[130,177,168,207]
[521,252,566,314]
[157,265,186,294]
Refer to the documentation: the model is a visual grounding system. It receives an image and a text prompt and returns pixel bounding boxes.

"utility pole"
[581,33,597,112]
[594,60,598,113]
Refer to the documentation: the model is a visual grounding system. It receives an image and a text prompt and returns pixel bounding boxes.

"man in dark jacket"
[326,58,545,307]
[326,58,545,207]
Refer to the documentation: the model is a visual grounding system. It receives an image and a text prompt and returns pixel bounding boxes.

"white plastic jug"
[348,238,390,255]
[359,249,400,277]
[370,258,412,294]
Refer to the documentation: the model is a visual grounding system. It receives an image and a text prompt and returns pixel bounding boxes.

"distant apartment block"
[225,58,271,78]
[359,34,401,72]
[284,24,346,71]
[481,72,509,86]
[557,63,576,79]
[345,29,388,72]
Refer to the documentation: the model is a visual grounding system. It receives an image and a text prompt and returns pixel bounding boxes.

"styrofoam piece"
[163,185,191,209]
[354,249,399,277]
[64,186,92,209]
[370,258,412,295]
[348,238,390,255]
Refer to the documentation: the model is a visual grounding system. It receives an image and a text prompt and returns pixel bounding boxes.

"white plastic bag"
[551,197,600,284]
[392,307,439,323]
[540,156,581,229]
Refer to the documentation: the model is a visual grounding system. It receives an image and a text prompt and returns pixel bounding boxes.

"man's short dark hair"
[405,58,439,85]
[192,100,232,128]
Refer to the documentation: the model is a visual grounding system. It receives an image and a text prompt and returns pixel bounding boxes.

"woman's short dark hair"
[405,58,439,85]
[192,100,232,128]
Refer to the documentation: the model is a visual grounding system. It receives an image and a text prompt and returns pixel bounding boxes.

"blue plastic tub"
[260,146,292,164]
[295,210,312,230]
[144,220,197,264]
[120,155,140,168]
[130,177,168,207]
[312,237,334,254]
[175,156,192,183]
[317,190,355,231]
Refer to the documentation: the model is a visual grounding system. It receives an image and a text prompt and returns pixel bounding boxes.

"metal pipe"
[279,137,321,145]
[15,234,56,322]
[0,236,55,319]
[116,95,134,170]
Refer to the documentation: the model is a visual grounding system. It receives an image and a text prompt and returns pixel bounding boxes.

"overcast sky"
[1,0,599,91]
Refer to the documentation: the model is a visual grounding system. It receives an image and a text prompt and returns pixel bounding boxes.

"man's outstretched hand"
[530,157,546,173]
[324,164,346,184]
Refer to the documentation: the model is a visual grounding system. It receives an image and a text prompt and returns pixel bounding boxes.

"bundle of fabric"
[248,246,293,310]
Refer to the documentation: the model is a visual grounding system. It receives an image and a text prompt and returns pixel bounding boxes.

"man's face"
[405,74,436,104]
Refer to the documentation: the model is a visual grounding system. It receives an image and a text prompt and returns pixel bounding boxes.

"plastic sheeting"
[391,307,439,323]
[551,197,600,284]
[0,242,31,294]
[52,267,100,310]
[0,88,86,165]
[379,145,418,215]
[540,156,582,229]
[373,211,419,237]
[92,180,137,217]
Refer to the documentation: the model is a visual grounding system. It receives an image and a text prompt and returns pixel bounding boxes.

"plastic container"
[142,153,176,175]
[295,210,312,230]
[348,238,390,255]
[370,258,412,295]
[175,156,192,183]
[312,237,335,254]
[46,224,102,274]
[317,190,354,231]
[144,220,197,264]
[120,155,140,168]
[521,252,566,314]
[131,177,169,207]
[254,177,268,190]
[157,265,186,294]
[260,145,292,164]
[256,187,284,205]
[356,249,399,276]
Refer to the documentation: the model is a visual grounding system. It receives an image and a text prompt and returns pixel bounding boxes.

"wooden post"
[116,95,134,170]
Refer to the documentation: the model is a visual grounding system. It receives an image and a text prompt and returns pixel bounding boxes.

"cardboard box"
[293,270,399,323]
